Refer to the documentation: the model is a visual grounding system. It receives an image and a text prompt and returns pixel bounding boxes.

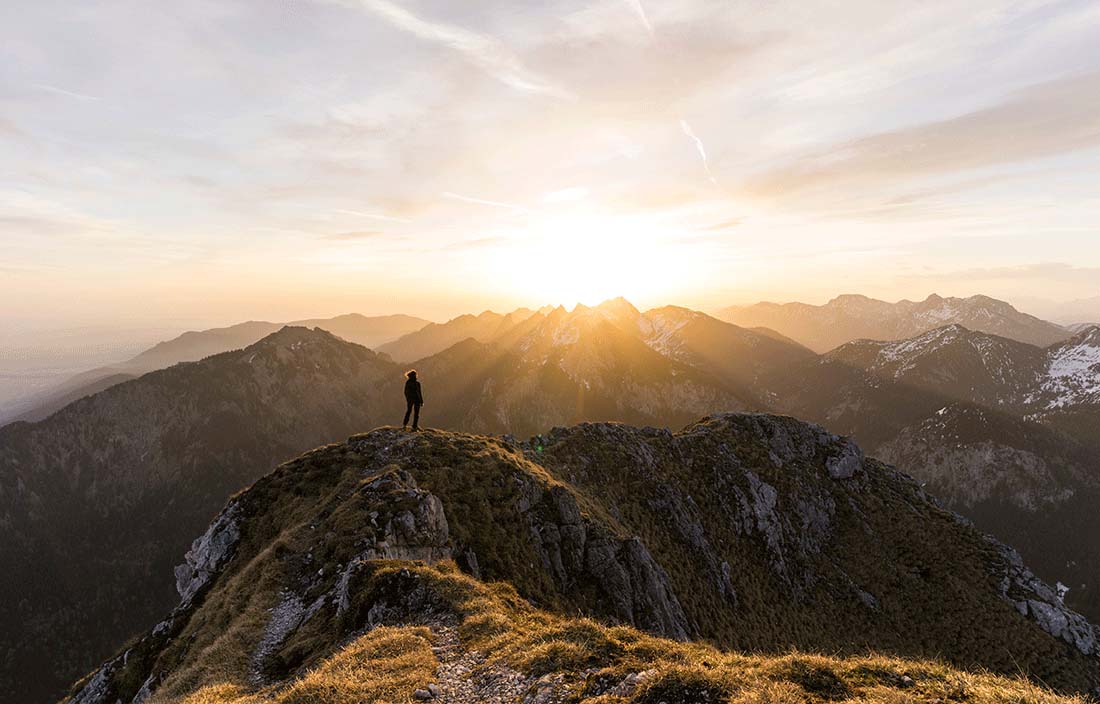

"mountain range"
[66,420,1100,703]
[718,293,1073,353]
[0,314,429,426]
[3,295,1099,702]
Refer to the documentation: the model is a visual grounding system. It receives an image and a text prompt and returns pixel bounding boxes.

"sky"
[2,0,1100,333]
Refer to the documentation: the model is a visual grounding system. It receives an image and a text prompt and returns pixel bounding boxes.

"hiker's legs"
[403,401,413,428]
[412,403,421,430]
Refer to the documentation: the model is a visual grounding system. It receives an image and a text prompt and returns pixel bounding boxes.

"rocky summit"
[66,414,1100,704]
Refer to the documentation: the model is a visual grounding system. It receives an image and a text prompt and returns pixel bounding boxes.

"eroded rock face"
[999,544,1100,656]
[174,502,242,605]
[514,475,691,640]
[826,440,864,480]
[356,470,451,563]
[65,421,1100,700]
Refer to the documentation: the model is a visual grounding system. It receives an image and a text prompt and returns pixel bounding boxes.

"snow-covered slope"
[1037,326,1100,409]
[826,324,1045,409]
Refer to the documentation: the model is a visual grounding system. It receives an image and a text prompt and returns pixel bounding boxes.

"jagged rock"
[173,502,241,605]
[515,473,691,639]
[609,669,656,696]
[63,421,1100,700]
[826,440,864,480]
[997,543,1100,656]
[250,592,306,684]
[66,665,114,704]
[357,471,451,563]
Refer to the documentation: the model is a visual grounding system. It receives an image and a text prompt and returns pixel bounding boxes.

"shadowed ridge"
[65,416,1100,703]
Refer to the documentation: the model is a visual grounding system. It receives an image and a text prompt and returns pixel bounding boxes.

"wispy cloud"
[348,0,572,99]
[910,261,1100,285]
[745,70,1100,200]
[697,217,742,231]
[443,191,528,212]
[680,119,719,186]
[34,84,101,101]
[624,0,655,39]
[444,235,509,250]
[324,230,384,241]
[542,187,589,203]
[334,208,412,223]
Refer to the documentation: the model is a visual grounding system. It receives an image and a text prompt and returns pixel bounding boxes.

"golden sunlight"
[485,213,706,307]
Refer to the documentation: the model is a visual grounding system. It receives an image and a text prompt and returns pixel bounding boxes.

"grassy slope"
[167,563,1087,704]
[69,422,1100,703]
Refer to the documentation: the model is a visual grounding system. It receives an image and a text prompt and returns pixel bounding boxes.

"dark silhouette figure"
[403,369,424,431]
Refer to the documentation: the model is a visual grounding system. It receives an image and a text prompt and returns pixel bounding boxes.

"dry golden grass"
[406,563,1091,704]
[279,626,435,704]
[159,562,1095,704]
[172,626,434,704]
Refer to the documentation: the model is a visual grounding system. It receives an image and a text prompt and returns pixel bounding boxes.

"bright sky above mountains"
[2,0,1100,327]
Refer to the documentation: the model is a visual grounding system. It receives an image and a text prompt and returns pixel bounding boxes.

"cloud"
[323,230,384,241]
[624,0,655,39]
[542,187,589,203]
[443,191,528,212]
[334,208,412,223]
[347,0,572,99]
[697,217,742,231]
[745,70,1100,199]
[34,84,102,101]
[679,119,719,186]
[444,235,509,250]
[912,261,1100,285]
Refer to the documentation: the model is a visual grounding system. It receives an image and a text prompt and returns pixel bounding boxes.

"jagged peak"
[593,296,641,317]
[1065,323,1100,344]
[251,325,341,348]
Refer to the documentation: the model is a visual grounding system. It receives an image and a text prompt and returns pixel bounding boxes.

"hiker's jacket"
[404,378,424,405]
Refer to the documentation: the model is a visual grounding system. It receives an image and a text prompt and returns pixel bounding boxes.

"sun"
[484,212,702,307]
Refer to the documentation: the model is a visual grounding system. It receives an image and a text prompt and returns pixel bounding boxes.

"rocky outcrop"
[998,543,1100,656]
[355,470,451,563]
[512,475,691,640]
[64,420,1100,700]
[175,502,242,605]
[826,440,864,479]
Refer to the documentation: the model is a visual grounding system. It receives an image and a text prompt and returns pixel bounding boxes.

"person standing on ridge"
[403,370,424,431]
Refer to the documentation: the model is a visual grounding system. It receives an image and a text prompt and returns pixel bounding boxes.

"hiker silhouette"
[402,370,424,431]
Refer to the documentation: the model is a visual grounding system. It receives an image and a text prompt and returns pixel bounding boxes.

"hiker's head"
[406,369,417,380]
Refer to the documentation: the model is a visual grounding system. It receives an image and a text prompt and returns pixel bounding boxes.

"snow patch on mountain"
[642,309,698,357]
[1042,327,1100,409]
[878,325,964,372]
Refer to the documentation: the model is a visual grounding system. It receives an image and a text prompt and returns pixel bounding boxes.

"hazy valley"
[2,294,1099,702]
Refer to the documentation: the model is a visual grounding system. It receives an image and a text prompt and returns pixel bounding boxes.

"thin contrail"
[347,0,572,100]
[680,119,719,186]
[35,84,101,101]
[625,0,655,39]
[443,191,528,212]
[335,208,412,223]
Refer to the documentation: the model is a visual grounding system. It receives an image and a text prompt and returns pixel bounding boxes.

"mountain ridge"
[66,418,1100,703]
[719,293,1072,353]
[1,314,431,426]
[5,299,1100,702]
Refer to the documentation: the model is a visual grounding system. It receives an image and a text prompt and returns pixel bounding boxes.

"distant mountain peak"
[830,293,874,304]
[720,293,1070,352]
[1041,325,1100,409]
